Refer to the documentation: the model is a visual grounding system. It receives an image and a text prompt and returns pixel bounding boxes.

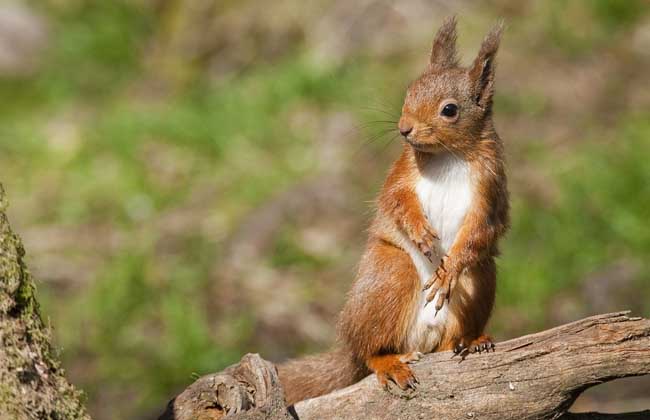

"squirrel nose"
[399,123,413,137]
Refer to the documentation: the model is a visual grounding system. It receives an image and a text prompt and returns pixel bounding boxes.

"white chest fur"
[402,153,474,352]
[416,154,474,253]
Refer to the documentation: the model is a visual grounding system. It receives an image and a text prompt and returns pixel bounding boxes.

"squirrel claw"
[410,224,438,262]
[425,288,438,305]
[369,353,419,391]
[451,342,470,361]
[434,292,447,311]
[417,241,434,261]
[451,335,495,361]
[423,256,459,310]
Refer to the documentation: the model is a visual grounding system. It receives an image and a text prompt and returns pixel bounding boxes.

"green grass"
[497,114,650,330]
[541,0,647,55]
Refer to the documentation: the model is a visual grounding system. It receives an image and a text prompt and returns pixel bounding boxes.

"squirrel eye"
[440,103,458,118]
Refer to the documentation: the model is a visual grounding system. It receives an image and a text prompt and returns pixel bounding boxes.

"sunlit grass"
[497,114,650,331]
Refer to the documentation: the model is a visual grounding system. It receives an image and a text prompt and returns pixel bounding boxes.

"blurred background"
[1,0,649,419]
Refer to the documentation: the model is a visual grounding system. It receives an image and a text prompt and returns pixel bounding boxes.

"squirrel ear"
[469,21,504,109]
[429,16,458,71]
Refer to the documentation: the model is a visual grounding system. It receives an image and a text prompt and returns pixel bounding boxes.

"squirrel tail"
[277,348,365,406]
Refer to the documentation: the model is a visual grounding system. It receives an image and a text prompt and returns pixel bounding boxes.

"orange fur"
[367,352,421,389]
[278,17,509,405]
[338,238,421,362]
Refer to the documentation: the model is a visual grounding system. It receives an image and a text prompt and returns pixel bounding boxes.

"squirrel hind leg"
[367,352,422,390]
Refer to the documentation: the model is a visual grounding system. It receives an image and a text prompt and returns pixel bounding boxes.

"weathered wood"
[158,353,292,420]
[160,312,650,420]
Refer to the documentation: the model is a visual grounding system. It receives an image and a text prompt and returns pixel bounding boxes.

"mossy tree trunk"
[0,184,90,420]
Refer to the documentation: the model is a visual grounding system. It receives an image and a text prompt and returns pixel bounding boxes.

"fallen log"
[160,311,650,420]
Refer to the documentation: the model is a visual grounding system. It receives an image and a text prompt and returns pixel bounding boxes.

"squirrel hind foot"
[367,352,421,390]
[452,334,495,360]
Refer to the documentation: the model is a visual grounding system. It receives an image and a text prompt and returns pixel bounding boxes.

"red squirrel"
[278,17,509,405]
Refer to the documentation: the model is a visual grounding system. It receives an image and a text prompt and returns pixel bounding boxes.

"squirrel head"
[398,16,503,154]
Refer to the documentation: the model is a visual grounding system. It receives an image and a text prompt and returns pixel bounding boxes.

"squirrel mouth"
[405,137,436,151]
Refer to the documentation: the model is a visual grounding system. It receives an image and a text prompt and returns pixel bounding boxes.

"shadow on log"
[159,312,650,420]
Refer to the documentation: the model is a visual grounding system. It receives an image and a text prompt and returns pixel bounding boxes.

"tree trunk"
[0,184,90,420]
[160,312,650,420]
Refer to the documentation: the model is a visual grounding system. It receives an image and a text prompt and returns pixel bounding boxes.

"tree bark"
[0,184,90,420]
[160,312,650,420]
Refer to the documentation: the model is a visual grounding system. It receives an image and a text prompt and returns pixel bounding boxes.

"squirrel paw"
[423,256,458,311]
[452,335,495,360]
[405,220,439,261]
[368,352,421,390]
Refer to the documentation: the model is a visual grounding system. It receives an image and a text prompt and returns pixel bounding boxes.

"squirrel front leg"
[424,173,508,309]
[423,211,497,308]
[379,185,438,259]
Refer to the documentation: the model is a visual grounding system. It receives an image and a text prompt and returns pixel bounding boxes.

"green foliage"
[271,228,331,269]
[541,0,647,55]
[497,115,650,329]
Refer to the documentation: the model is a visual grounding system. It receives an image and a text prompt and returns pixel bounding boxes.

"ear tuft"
[469,20,504,109]
[429,16,459,71]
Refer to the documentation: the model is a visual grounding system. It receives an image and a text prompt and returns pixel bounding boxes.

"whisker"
[359,106,400,119]
[369,96,401,115]
[346,93,402,159]
[364,128,398,145]
[348,118,398,137]
[350,128,400,159]
[348,121,396,134]
[379,133,401,153]
[361,120,398,125]
[337,120,396,142]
